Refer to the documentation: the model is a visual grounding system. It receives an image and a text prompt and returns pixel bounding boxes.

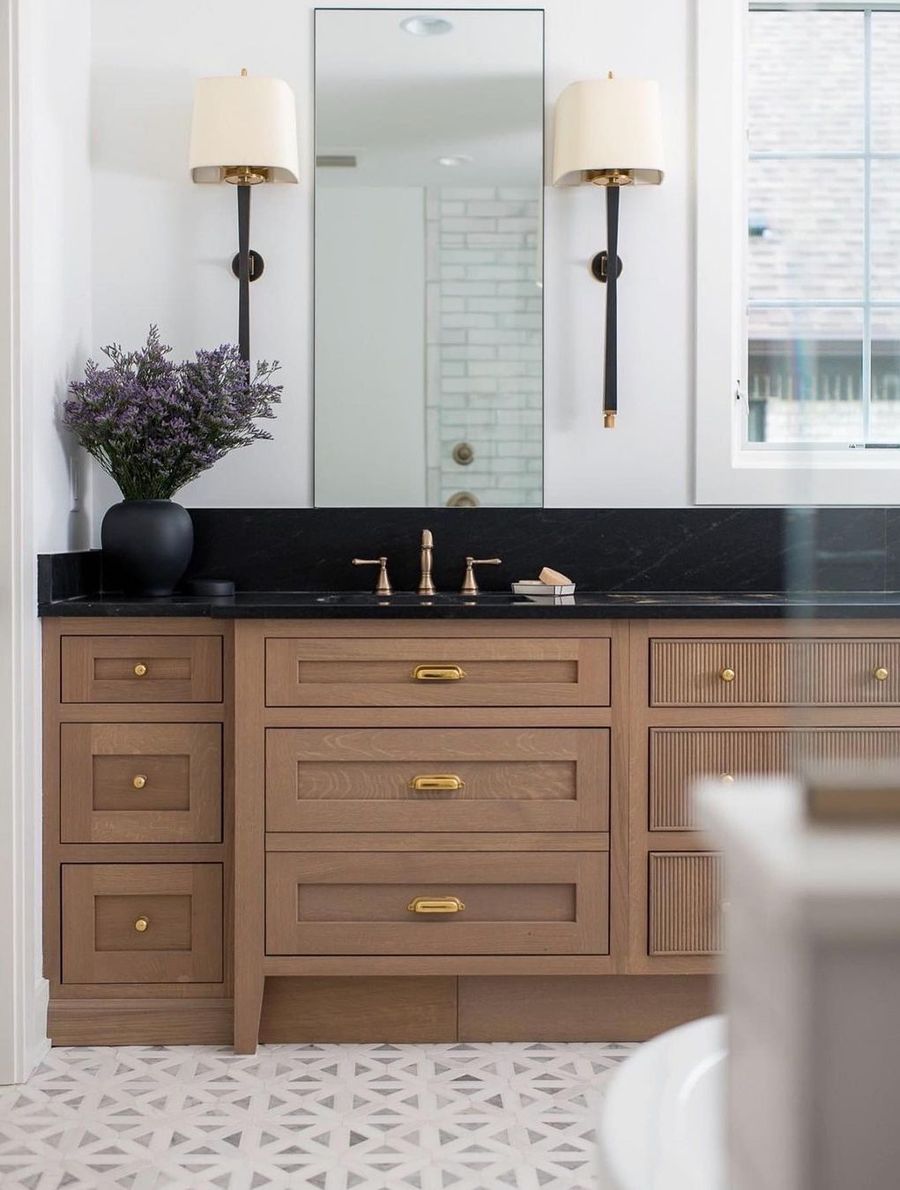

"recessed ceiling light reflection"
[436,154,473,167]
[400,15,454,37]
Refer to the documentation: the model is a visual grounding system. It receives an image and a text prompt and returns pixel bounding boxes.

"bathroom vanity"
[40,581,900,1050]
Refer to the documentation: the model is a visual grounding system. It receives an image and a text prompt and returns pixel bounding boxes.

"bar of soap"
[539,566,574,586]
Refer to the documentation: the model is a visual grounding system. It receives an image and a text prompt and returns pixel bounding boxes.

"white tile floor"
[0,1041,637,1190]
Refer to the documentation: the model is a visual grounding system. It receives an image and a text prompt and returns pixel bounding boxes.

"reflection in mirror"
[314,8,544,507]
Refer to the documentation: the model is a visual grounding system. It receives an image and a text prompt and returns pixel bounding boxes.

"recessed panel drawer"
[648,852,723,957]
[61,635,223,703]
[264,637,610,707]
[60,723,223,843]
[650,727,900,831]
[61,863,223,984]
[265,852,609,955]
[650,638,900,707]
[265,727,609,832]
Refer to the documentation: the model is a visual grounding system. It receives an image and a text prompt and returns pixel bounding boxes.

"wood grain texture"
[264,832,609,852]
[48,998,234,1046]
[265,637,610,708]
[259,977,458,1043]
[61,635,223,703]
[61,863,223,984]
[651,637,900,707]
[648,852,724,957]
[265,727,608,832]
[60,722,222,843]
[458,975,715,1041]
[650,726,900,831]
[265,851,609,957]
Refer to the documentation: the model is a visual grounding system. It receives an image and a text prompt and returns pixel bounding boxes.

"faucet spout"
[418,528,436,595]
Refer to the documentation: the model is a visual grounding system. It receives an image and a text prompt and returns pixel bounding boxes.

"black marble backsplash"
[38,507,900,602]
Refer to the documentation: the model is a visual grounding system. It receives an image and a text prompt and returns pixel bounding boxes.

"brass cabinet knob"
[874,666,890,682]
[133,663,148,677]
[132,774,147,790]
[407,896,466,914]
[719,667,736,683]
[409,774,465,793]
[133,916,150,933]
[412,664,466,682]
[720,772,735,784]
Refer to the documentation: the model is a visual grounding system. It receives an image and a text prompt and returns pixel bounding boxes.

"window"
[696,0,900,503]
[748,4,900,449]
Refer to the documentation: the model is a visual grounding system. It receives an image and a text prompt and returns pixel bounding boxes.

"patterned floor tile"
[0,1042,637,1190]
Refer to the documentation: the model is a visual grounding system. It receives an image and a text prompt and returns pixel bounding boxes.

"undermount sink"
[314,591,522,604]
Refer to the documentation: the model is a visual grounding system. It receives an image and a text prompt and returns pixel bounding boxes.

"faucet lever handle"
[352,556,393,595]
[460,556,502,596]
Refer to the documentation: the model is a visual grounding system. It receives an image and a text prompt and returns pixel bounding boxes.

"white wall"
[316,187,426,506]
[0,0,92,1082]
[90,0,694,524]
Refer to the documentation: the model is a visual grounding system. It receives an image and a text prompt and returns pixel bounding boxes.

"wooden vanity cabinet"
[43,620,233,1046]
[44,614,900,1048]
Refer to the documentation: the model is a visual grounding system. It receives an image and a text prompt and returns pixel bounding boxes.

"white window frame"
[696,0,900,504]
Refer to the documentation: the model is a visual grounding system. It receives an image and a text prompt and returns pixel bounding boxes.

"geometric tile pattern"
[0,1041,637,1189]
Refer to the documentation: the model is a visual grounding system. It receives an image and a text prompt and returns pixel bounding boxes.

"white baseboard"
[25,978,50,1072]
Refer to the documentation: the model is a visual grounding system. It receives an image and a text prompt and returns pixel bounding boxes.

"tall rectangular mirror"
[314,8,544,508]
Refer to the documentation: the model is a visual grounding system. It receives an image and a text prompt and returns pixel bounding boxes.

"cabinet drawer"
[650,727,900,831]
[61,863,223,984]
[650,637,900,707]
[60,723,223,843]
[266,728,609,832]
[648,852,723,956]
[61,635,223,703]
[266,852,608,956]
[264,637,610,707]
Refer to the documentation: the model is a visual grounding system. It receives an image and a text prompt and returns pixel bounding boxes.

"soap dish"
[512,580,576,598]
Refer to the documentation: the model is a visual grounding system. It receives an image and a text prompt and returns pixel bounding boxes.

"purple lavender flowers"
[63,326,282,500]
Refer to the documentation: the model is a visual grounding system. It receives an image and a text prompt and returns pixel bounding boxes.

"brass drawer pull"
[133,663,148,677]
[874,666,890,682]
[409,774,465,793]
[412,664,466,682]
[132,774,147,790]
[407,896,466,914]
[719,667,736,683]
[133,916,150,933]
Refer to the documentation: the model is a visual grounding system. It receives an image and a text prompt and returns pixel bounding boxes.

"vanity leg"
[234,969,265,1054]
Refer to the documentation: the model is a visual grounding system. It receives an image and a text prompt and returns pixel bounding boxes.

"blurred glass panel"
[871,12,900,153]
[869,308,900,443]
[747,307,864,444]
[749,160,864,301]
[748,10,864,153]
[870,160,900,301]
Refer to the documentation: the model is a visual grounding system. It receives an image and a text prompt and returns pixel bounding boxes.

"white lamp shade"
[552,77,664,186]
[189,74,299,183]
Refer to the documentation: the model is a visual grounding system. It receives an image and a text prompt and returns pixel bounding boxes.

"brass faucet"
[418,528,436,595]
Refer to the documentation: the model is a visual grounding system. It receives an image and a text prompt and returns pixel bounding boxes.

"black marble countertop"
[36,590,900,619]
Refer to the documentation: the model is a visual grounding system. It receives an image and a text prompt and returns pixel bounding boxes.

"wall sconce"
[189,69,299,363]
[553,73,664,428]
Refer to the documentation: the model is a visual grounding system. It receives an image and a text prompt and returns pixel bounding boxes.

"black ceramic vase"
[101,500,193,597]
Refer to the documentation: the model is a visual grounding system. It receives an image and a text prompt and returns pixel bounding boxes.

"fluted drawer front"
[651,638,900,707]
[649,728,900,831]
[266,852,609,956]
[266,727,609,832]
[265,638,610,707]
[649,852,723,956]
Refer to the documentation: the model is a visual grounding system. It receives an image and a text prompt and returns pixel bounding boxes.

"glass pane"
[749,161,864,301]
[747,307,864,445]
[871,12,900,153]
[869,309,900,443]
[748,10,864,153]
[871,160,900,301]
